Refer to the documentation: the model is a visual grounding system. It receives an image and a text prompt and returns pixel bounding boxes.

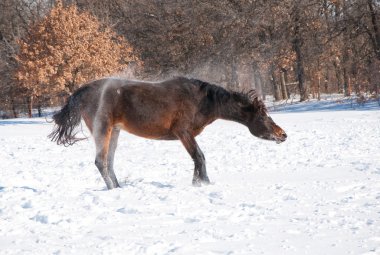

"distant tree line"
[0,0,379,118]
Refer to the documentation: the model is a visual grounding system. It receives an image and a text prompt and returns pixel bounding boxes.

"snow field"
[0,109,379,254]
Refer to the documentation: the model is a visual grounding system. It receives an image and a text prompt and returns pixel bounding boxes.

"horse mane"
[188,78,268,114]
[189,78,231,104]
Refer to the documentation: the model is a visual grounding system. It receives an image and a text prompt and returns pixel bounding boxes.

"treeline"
[0,0,379,117]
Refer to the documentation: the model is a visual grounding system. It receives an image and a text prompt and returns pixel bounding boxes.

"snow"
[0,100,380,254]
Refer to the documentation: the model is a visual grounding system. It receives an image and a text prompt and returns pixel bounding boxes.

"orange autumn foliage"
[15,1,138,98]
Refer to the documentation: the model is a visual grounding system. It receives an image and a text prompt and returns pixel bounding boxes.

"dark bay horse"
[49,77,287,189]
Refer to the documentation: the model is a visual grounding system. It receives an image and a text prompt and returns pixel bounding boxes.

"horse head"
[242,90,287,144]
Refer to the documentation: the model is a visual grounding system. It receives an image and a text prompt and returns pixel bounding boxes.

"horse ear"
[247,89,259,102]
[248,89,268,114]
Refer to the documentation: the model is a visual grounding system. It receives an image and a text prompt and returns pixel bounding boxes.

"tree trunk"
[11,98,18,118]
[280,70,288,100]
[254,69,265,100]
[317,76,321,100]
[333,61,342,93]
[292,3,307,101]
[294,45,307,101]
[37,104,42,117]
[230,57,239,90]
[341,1,352,97]
[270,65,282,101]
[343,66,351,96]
[324,68,330,93]
[367,0,380,60]
[255,74,263,98]
[252,62,263,98]
[27,96,33,118]
[342,57,350,96]
[67,81,75,94]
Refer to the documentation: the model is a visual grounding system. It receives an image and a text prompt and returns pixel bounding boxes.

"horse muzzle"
[273,131,287,144]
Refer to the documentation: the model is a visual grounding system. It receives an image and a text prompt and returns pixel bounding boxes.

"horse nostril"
[274,126,287,141]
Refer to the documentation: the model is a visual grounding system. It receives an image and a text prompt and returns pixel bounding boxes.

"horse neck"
[216,98,247,125]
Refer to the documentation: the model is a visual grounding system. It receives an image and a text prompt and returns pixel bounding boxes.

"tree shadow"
[0,120,49,126]
[0,186,38,192]
[271,98,380,113]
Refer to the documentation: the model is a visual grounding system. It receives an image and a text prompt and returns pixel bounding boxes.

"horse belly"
[114,85,187,140]
[116,113,177,140]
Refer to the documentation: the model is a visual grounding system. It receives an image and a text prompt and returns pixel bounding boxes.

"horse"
[49,77,287,189]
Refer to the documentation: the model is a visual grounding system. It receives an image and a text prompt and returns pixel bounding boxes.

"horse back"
[82,77,208,140]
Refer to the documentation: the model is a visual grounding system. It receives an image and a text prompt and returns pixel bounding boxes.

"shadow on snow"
[270,98,380,113]
[0,119,49,126]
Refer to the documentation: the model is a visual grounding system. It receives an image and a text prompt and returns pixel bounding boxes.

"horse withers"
[49,77,287,189]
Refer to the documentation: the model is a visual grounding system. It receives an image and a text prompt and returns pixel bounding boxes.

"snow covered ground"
[0,100,379,254]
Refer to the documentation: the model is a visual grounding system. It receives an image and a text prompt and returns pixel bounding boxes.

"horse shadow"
[94,179,174,191]
[149,181,174,189]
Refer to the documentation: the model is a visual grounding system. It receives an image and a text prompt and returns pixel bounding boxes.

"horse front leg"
[94,120,119,190]
[107,127,121,188]
[177,132,210,186]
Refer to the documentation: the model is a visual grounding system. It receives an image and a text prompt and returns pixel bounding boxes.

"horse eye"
[255,116,264,121]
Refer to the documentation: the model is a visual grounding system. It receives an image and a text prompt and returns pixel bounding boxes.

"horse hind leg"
[94,120,120,189]
[107,127,121,188]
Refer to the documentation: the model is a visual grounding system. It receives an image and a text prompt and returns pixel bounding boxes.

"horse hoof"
[192,177,210,187]
[192,178,202,187]
[201,178,210,185]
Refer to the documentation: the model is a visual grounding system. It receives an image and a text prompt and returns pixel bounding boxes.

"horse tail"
[48,85,91,146]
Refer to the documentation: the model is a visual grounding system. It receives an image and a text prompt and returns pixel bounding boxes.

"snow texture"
[0,100,379,254]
